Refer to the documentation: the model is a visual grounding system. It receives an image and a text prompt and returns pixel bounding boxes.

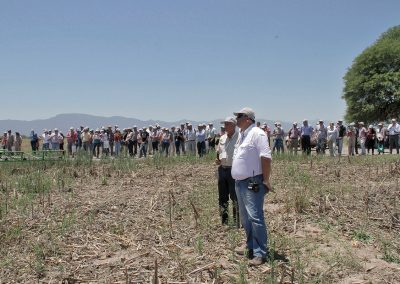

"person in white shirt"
[358,122,367,155]
[196,124,206,157]
[316,120,327,155]
[387,118,400,154]
[327,122,338,157]
[185,124,196,155]
[231,107,272,266]
[101,129,110,157]
[41,129,50,150]
[216,117,239,227]
[207,123,217,152]
[50,128,63,150]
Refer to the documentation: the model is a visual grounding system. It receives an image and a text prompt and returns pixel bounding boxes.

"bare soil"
[1,154,400,283]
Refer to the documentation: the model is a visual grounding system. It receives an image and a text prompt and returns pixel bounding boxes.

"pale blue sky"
[0,0,399,122]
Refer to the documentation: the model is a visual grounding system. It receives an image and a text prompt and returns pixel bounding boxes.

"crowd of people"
[0,123,219,158]
[1,118,400,158]
[262,118,400,156]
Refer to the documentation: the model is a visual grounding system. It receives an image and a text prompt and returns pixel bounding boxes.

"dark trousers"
[93,143,101,157]
[389,135,399,154]
[218,166,239,226]
[208,138,215,151]
[366,138,375,154]
[133,140,138,155]
[180,140,186,154]
[127,141,134,157]
[161,142,170,156]
[30,141,38,152]
[175,141,181,155]
[109,142,114,156]
[301,135,311,155]
[197,141,206,157]
[152,141,159,152]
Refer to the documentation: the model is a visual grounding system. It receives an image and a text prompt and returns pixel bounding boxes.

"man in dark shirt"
[139,127,149,158]
[337,120,347,156]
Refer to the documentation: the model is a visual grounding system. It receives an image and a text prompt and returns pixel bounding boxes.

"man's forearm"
[261,157,272,181]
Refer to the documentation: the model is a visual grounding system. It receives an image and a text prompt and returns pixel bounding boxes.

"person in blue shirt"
[30,130,39,152]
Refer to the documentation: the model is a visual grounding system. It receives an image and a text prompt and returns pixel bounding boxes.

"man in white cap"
[186,124,196,154]
[196,124,206,157]
[40,129,50,150]
[231,107,272,266]
[216,117,239,227]
[387,118,400,154]
[288,122,300,155]
[272,122,285,154]
[81,127,91,153]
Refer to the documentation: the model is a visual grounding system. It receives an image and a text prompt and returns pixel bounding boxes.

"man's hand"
[215,158,221,165]
[263,180,273,193]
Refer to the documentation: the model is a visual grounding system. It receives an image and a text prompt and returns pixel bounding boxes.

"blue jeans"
[114,141,121,156]
[235,174,268,258]
[52,142,60,150]
[42,143,49,150]
[337,138,344,155]
[161,141,170,156]
[140,142,148,157]
[273,138,284,153]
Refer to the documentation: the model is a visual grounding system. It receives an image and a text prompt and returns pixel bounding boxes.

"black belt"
[239,174,263,181]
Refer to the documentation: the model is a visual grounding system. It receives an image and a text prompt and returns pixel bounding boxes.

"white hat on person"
[233,107,255,120]
[221,116,237,125]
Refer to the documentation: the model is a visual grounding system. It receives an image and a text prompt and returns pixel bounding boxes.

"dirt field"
[1,153,400,283]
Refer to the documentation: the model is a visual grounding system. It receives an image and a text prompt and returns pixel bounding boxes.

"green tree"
[343,26,400,123]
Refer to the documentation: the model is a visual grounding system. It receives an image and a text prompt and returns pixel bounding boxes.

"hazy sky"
[0,1,399,122]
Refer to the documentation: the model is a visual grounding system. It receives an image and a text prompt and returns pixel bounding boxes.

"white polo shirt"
[232,124,272,180]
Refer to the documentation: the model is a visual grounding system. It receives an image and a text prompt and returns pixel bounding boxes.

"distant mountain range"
[0,113,290,135]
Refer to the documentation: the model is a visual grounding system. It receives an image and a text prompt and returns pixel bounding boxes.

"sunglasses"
[236,113,247,119]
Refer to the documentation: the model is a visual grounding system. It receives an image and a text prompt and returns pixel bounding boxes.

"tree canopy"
[343,26,400,124]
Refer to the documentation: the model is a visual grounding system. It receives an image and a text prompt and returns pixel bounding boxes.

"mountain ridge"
[0,113,286,135]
